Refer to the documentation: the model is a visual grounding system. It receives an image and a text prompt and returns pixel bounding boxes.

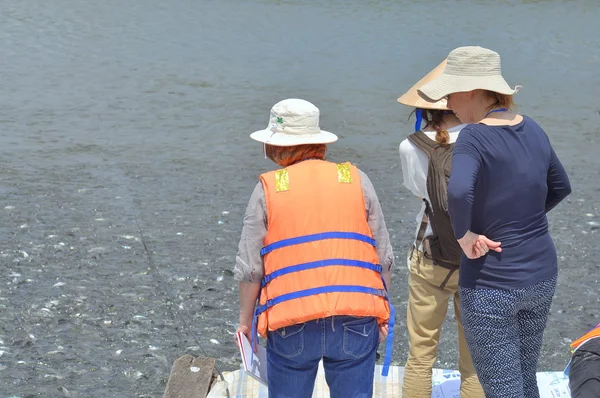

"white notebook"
[236,331,268,386]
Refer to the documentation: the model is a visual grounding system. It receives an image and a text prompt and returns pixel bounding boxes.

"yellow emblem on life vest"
[337,163,352,184]
[275,169,290,192]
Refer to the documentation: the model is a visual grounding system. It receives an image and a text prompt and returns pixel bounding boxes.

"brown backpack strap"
[415,198,431,249]
[407,130,441,158]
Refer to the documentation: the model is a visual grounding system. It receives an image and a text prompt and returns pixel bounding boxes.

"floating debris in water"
[123,369,144,379]
[43,374,65,380]
[216,275,224,282]
[133,315,147,320]
[19,250,29,258]
[4,206,15,210]
[148,345,159,351]
[586,213,595,217]
[9,273,21,278]
[17,361,26,364]
[190,366,200,372]
[588,221,599,227]
[218,220,225,225]
[222,211,230,215]
[176,232,183,236]
[210,339,220,345]
[103,320,112,325]
[0,350,6,357]
[47,346,65,355]
[120,235,139,241]
[20,224,28,229]
[95,218,106,222]
[115,349,123,356]
[53,282,66,288]
[121,245,131,249]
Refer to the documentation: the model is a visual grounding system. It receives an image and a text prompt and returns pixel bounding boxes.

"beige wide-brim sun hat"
[397,59,449,110]
[250,98,338,147]
[418,46,522,102]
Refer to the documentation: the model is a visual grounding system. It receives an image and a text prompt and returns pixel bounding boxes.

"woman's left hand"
[458,230,502,259]
[378,323,389,343]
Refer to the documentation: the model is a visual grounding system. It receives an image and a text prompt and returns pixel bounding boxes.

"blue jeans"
[267,316,379,398]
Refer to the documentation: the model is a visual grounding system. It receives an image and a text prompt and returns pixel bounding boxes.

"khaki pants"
[402,250,484,398]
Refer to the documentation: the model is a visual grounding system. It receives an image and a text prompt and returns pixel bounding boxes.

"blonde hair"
[265,144,327,167]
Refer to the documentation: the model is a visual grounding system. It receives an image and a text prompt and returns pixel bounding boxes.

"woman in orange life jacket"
[397,60,484,398]
[233,98,395,397]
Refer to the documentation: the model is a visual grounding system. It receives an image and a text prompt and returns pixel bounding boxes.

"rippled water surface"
[1,0,599,396]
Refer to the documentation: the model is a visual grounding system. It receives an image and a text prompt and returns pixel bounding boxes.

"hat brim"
[250,129,338,147]
[418,74,521,102]
[397,59,449,110]
[397,95,448,110]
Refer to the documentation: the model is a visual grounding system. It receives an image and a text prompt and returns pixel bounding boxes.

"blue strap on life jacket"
[261,259,382,287]
[380,277,395,377]
[254,285,387,316]
[260,231,376,256]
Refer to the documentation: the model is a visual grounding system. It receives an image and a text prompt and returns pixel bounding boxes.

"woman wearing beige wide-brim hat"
[234,98,396,397]
[398,60,484,398]
[420,46,572,397]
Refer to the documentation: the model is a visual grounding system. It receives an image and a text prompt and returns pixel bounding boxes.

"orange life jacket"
[255,160,390,337]
[571,323,600,351]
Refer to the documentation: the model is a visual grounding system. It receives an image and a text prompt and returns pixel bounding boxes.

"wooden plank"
[163,355,216,398]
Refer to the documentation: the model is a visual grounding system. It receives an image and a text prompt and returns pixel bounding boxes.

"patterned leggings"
[459,276,557,398]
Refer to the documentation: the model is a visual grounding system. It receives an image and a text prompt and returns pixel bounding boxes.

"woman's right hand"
[458,230,502,259]
[235,324,258,353]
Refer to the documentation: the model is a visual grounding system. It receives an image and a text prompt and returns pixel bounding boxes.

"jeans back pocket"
[268,323,306,358]
[342,317,378,359]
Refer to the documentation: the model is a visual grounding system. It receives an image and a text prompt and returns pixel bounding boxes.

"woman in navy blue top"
[418,46,571,398]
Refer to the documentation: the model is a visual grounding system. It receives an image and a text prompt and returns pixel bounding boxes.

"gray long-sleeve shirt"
[234,169,394,283]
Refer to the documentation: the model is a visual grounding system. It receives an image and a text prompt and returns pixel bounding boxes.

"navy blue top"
[448,116,571,290]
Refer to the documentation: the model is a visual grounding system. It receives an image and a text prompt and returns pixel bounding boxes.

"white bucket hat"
[250,99,338,147]
[418,46,521,102]
[397,59,449,110]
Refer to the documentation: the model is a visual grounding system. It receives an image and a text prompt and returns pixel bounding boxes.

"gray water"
[1,0,599,396]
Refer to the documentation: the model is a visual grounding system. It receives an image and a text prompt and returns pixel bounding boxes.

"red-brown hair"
[265,144,327,167]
